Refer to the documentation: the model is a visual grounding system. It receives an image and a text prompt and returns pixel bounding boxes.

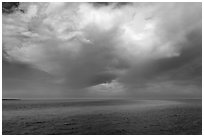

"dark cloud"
[2,2,24,14]
[92,2,131,7]
[3,2,19,13]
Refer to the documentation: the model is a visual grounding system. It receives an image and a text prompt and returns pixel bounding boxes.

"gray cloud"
[2,2,202,99]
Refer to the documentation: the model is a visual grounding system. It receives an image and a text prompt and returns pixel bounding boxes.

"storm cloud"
[2,2,202,99]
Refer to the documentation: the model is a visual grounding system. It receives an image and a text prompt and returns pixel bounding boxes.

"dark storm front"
[2,99,202,135]
[2,2,202,135]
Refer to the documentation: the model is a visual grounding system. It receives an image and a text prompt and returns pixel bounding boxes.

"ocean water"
[2,99,202,135]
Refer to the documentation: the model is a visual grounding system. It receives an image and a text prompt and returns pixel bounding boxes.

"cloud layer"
[3,2,202,98]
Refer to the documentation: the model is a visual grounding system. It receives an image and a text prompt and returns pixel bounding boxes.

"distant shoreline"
[2,99,21,101]
[2,98,201,101]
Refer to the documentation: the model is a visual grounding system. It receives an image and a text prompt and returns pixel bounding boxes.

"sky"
[2,2,202,99]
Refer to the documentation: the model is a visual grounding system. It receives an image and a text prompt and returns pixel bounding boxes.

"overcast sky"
[2,2,202,99]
